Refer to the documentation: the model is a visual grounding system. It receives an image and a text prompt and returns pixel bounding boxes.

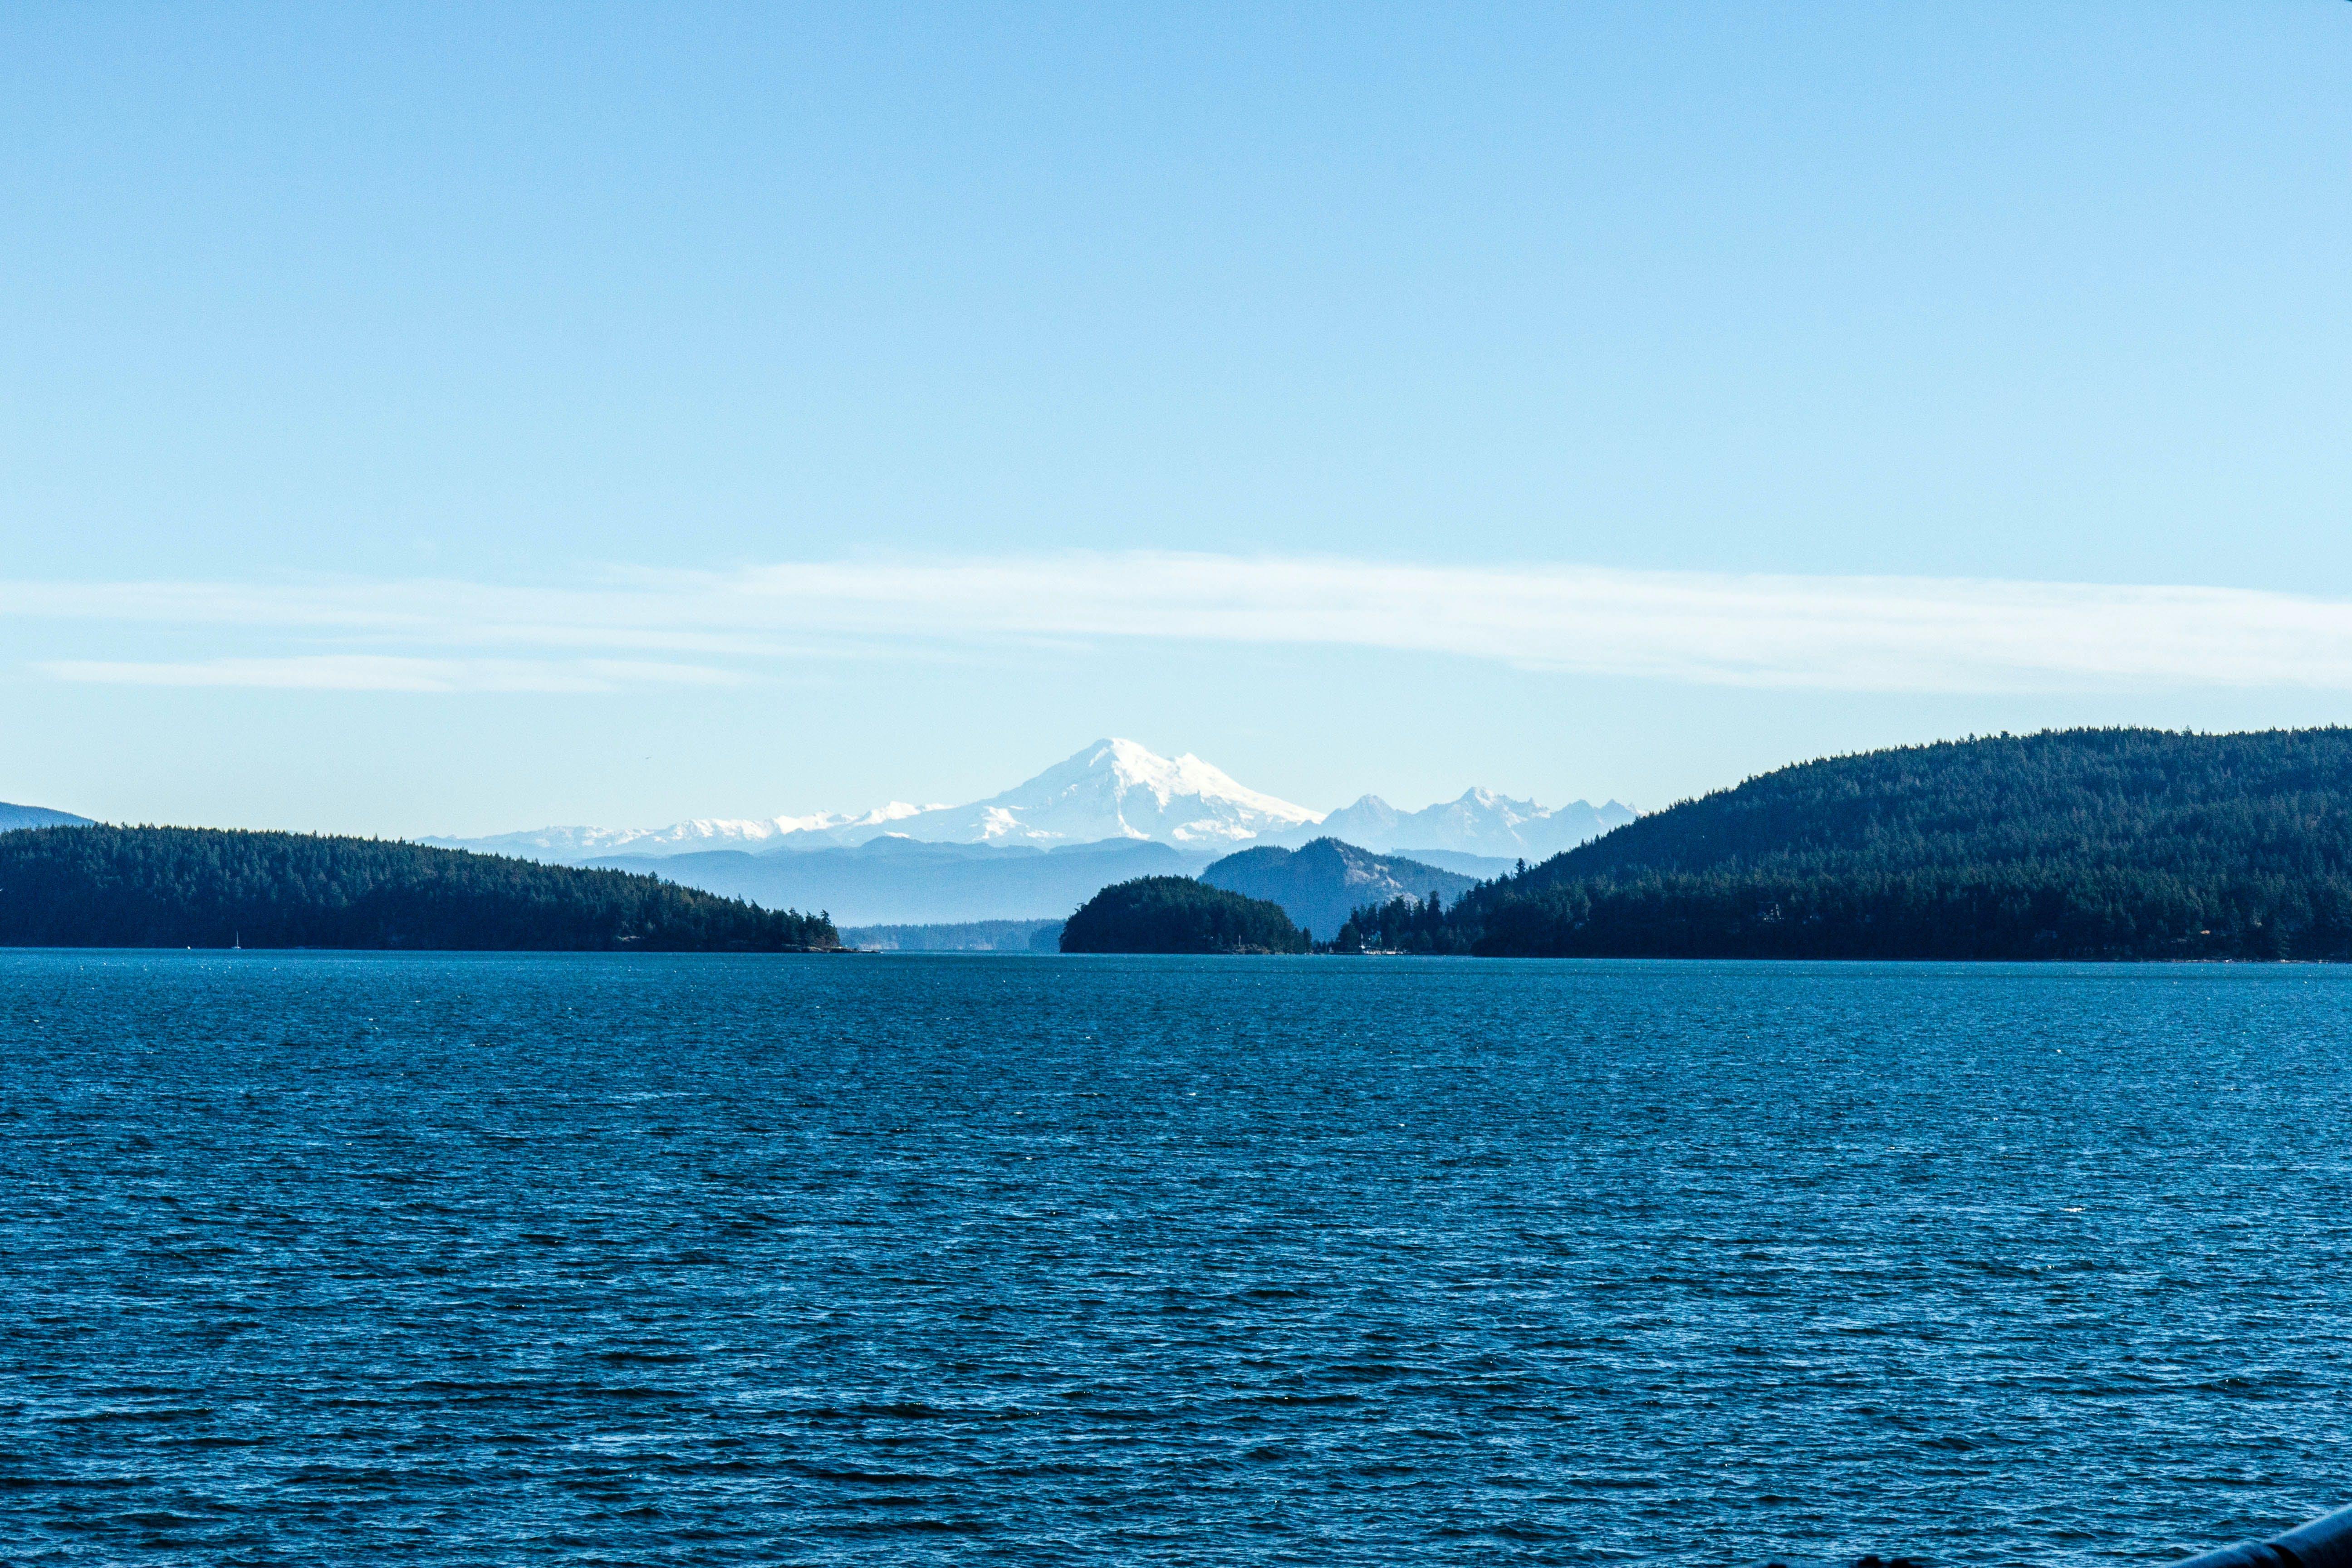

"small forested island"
[1374,727,2352,961]
[1060,875,1307,954]
[0,826,838,951]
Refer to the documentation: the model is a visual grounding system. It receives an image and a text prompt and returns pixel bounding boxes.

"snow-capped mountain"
[421,739,1631,869]
[881,738,1318,847]
[424,740,1319,862]
[419,802,936,862]
[1278,788,1637,861]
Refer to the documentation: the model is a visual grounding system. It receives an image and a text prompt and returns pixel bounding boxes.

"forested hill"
[1442,728,2352,960]
[1060,876,1307,954]
[1201,838,1475,937]
[0,826,838,951]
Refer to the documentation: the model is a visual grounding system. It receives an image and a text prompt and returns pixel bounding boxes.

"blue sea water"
[3,952,2349,1566]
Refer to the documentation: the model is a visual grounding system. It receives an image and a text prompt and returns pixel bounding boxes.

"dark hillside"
[1446,728,2352,960]
[0,826,837,950]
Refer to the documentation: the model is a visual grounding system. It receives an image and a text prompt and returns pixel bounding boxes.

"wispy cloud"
[10,554,2352,694]
[39,656,745,693]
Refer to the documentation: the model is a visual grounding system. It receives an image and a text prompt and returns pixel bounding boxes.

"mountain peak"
[421,745,1626,867]
[870,738,1319,848]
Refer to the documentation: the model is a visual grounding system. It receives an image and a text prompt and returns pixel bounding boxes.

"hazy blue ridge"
[841,918,1063,952]
[1201,838,1478,938]
[1381,847,1521,878]
[0,803,94,833]
[0,825,835,950]
[1060,876,1306,954]
[1443,726,2352,960]
[594,837,1215,926]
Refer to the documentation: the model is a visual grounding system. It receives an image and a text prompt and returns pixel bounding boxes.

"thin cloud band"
[9,554,2350,694]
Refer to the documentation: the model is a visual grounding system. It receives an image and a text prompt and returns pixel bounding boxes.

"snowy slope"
[421,740,1316,862]
[883,739,1319,847]
[420,740,1627,869]
[420,803,934,863]
[1289,789,1637,861]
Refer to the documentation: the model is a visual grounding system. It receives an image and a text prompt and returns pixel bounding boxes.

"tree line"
[0,826,839,951]
[1343,728,2352,960]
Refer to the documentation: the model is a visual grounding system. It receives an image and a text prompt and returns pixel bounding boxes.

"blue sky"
[5,3,2350,833]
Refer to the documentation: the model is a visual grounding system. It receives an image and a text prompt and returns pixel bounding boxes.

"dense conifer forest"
[0,826,838,951]
[1060,876,1308,954]
[1399,729,2352,960]
[1331,892,1473,955]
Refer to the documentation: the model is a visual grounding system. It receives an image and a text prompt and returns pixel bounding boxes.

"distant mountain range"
[29,729,2350,961]
[1272,789,1634,862]
[4,746,1630,932]
[415,801,938,862]
[425,739,1632,869]
[0,803,94,833]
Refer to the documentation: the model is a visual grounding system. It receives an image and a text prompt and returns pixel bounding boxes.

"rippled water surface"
[5,952,2351,1565]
